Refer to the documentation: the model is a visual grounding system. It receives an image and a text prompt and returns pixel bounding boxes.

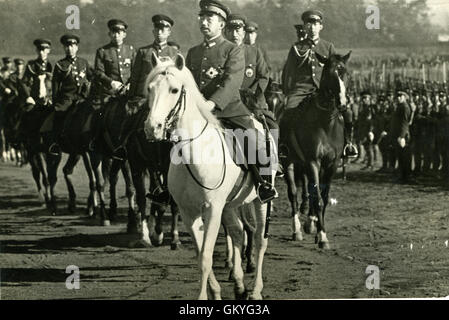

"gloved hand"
[26,96,36,105]
[111,80,123,92]
[4,88,11,95]
[125,102,138,115]
[368,131,374,142]
[397,137,406,148]
[381,131,388,137]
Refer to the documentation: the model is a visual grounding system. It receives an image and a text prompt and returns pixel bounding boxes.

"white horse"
[143,52,277,300]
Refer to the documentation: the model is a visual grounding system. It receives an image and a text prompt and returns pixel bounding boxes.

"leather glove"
[26,96,36,105]
[111,80,123,92]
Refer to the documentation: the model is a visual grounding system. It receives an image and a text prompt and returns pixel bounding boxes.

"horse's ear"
[151,51,162,67]
[342,51,352,64]
[175,53,185,71]
[315,52,328,65]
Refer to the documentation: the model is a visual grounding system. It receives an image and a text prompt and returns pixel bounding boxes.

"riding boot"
[48,111,66,155]
[248,163,278,203]
[112,112,138,160]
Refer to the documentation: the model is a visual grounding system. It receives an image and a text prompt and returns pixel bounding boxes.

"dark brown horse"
[280,52,351,249]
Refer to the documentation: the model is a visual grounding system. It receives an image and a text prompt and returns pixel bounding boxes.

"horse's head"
[144,52,186,141]
[316,51,351,110]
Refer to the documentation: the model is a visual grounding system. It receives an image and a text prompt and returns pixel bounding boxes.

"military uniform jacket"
[94,42,136,97]
[281,38,336,97]
[186,35,250,118]
[21,58,53,102]
[128,42,179,100]
[390,102,412,139]
[52,56,94,111]
[2,71,23,104]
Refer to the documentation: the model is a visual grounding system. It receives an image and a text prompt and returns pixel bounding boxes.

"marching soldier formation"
[1,0,449,189]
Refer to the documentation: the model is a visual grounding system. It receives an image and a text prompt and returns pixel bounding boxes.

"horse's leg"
[63,154,81,213]
[197,204,223,300]
[240,203,256,273]
[46,153,61,216]
[88,152,108,225]
[182,213,221,300]
[170,201,181,250]
[306,162,323,244]
[35,152,51,210]
[121,160,136,223]
[223,223,234,270]
[317,166,335,250]
[148,171,165,245]
[284,162,302,241]
[247,200,268,300]
[81,152,98,218]
[222,207,246,299]
[108,158,120,221]
[29,154,44,203]
[128,164,149,245]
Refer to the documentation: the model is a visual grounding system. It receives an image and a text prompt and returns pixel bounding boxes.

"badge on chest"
[205,67,219,79]
[245,65,254,78]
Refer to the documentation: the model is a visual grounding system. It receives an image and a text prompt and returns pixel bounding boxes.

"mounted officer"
[281,10,356,157]
[91,19,136,150]
[113,14,179,159]
[185,0,277,202]
[48,34,94,154]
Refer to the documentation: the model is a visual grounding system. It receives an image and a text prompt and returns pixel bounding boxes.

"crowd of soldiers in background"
[346,83,449,184]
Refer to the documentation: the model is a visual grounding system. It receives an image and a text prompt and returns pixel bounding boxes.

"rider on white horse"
[185,0,278,203]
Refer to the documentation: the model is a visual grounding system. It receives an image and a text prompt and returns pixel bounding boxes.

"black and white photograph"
[0,0,449,305]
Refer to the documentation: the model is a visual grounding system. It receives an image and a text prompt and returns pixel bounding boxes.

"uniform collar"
[66,55,77,63]
[110,41,124,48]
[154,41,167,50]
[203,34,223,48]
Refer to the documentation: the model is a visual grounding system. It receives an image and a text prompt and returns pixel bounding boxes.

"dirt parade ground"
[0,157,448,300]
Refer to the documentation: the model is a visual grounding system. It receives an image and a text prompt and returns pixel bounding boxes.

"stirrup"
[343,143,358,158]
[257,182,278,204]
[48,143,61,156]
[112,146,126,161]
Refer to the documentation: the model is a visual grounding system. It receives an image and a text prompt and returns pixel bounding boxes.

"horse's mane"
[146,58,221,127]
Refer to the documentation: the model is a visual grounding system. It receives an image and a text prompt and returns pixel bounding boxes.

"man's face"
[64,43,78,57]
[109,29,127,45]
[397,94,406,104]
[153,25,171,43]
[362,96,371,104]
[199,13,224,39]
[305,20,323,39]
[36,47,50,60]
[226,26,245,45]
[16,64,24,74]
[246,31,257,45]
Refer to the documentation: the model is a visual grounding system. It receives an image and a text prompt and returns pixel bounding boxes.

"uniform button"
[201,81,205,85]
[119,62,122,65]
[202,69,206,72]
[118,55,121,58]
[312,66,315,69]
[203,57,207,61]
[312,73,316,76]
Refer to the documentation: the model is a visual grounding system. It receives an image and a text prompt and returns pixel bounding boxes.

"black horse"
[19,102,61,215]
[280,52,351,249]
[44,99,111,224]
[92,92,136,228]
[120,106,181,249]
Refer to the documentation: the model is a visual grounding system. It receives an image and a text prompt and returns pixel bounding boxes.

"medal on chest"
[205,67,219,79]
[245,65,254,78]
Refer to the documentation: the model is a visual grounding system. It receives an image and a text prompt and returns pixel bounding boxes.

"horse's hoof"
[292,232,303,241]
[170,242,181,250]
[246,262,256,274]
[153,232,164,246]
[234,288,248,300]
[315,235,319,244]
[319,241,331,250]
[102,219,111,227]
[129,239,152,248]
[229,269,235,281]
[248,292,263,300]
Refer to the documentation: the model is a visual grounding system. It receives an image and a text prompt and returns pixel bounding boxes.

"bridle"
[153,70,226,191]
